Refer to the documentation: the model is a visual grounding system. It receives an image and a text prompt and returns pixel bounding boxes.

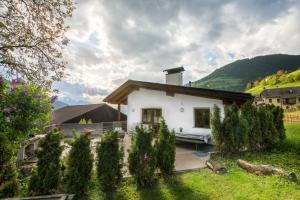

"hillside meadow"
[246,69,300,95]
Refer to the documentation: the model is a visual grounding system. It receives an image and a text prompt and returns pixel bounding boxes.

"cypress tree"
[0,134,18,198]
[128,125,157,189]
[29,129,63,195]
[241,101,261,151]
[67,133,93,199]
[97,131,123,193]
[155,118,176,177]
[211,105,223,151]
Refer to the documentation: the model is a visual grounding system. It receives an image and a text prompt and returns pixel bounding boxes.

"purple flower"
[35,93,43,100]
[12,78,22,84]
[5,116,11,123]
[23,88,29,96]
[50,95,58,103]
[3,107,12,113]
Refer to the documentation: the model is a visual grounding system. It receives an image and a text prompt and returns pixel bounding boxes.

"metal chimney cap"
[163,67,185,75]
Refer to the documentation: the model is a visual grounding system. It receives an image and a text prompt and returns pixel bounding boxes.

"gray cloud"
[56,0,300,104]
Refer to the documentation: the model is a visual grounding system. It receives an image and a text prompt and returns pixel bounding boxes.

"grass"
[87,122,300,200]
[246,81,300,95]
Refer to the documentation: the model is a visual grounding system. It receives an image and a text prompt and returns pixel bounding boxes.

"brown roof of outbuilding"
[52,104,105,124]
[103,80,253,105]
[260,87,300,98]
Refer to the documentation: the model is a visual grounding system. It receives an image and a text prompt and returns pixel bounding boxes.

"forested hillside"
[192,54,300,92]
[245,69,300,95]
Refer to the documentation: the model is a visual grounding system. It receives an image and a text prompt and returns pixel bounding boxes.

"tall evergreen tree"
[97,131,123,193]
[29,129,63,195]
[128,125,157,189]
[0,134,18,198]
[211,105,223,151]
[241,101,261,151]
[67,133,93,199]
[155,118,176,177]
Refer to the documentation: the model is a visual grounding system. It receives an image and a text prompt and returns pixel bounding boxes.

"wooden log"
[205,159,227,174]
[237,159,297,181]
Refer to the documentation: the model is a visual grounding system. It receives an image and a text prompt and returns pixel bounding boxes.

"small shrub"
[241,101,262,151]
[128,125,157,189]
[67,133,93,199]
[258,106,277,149]
[155,118,176,177]
[96,131,123,192]
[211,105,223,151]
[29,129,63,195]
[0,134,18,198]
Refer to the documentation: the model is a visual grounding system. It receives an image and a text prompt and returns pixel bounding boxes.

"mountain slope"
[192,54,300,92]
[53,100,68,110]
[246,69,300,95]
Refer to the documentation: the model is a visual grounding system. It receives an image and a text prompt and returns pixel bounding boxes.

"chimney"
[163,67,185,85]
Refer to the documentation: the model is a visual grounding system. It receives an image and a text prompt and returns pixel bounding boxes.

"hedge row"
[28,117,175,198]
[212,102,285,153]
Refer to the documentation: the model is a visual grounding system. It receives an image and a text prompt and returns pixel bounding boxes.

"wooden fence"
[284,115,300,122]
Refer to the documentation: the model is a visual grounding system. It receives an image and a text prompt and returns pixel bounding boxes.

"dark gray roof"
[260,87,300,98]
[163,67,185,74]
[52,104,106,124]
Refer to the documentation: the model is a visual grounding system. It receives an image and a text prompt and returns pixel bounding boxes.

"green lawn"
[88,123,300,200]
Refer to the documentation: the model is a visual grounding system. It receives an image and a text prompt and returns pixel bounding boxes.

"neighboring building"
[104,67,252,143]
[52,104,127,137]
[52,103,126,125]
[255,87,300,110]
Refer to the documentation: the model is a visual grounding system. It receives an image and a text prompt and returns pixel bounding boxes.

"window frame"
[141,108,162,124]
[193,107,211,129]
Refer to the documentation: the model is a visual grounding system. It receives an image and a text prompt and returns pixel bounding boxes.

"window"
[142,109,162,124]
[269,99,272,103]
[194,108,210,128]
[277,98,280,103]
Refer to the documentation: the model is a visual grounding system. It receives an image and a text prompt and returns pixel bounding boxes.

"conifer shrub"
[155,118,176,177]
[128,125,157,189]
[0,134,18,198]
[212,102,285,153]
[258,106,276,149]
[96,130,123,193]
[67,133,93,199]
[241,101,262,151]
[268,105,285,141]
[29,129,63,195]
[211,105,224,151]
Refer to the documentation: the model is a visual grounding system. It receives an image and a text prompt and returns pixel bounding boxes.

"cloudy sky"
[54,0,300,105]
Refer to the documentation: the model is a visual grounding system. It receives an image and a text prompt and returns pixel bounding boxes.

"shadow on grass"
[137,181,167,200]
[164,175,209,200]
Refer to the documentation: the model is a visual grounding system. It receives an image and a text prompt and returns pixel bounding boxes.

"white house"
[104,67,253,143]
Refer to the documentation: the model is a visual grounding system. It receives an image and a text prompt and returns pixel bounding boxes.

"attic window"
[194,108,210,128]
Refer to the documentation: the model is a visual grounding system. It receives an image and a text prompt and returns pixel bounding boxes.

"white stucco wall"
[166,72,183,85]
[127,88,225,135]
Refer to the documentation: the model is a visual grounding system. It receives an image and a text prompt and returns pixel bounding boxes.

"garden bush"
[241,101,262,151]
[0,77,52,143]
[128,125,157,189]
[96,131,123,192]
[155,118,176,177]
[211,105,224,151]
[212,102,285,153]
[29,129,63,195]
[67,133,93,199]
[0,134,18,198]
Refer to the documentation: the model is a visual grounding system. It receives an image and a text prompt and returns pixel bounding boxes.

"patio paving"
[123,134,212,173]
[62,133,213,174]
